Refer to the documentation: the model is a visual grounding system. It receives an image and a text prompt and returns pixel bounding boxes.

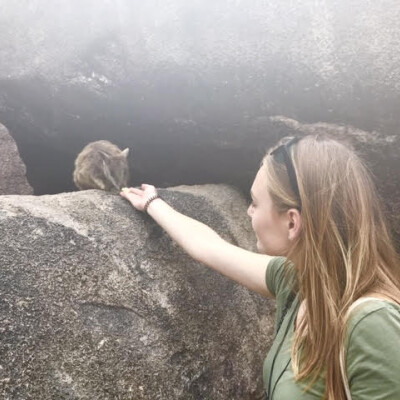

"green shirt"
[264,256,400,400]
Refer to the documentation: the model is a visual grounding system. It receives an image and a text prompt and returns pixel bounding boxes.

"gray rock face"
[0,185,274,399]
[1,0,400,194]
[0,122,33,195]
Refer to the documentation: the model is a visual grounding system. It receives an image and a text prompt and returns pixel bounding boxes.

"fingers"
[121,187,143,195]
[120,185,156,201]
[120,185,157,212]
[141,183,155,192]
[128,187,142,195]
[120,188,137,200]
[120,190,128,199]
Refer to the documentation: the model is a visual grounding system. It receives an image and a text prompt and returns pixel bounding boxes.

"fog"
[0,0,399,194]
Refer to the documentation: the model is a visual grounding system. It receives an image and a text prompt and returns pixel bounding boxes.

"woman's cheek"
[250,214,258,236]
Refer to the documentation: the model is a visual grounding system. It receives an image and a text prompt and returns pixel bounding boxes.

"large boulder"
[0,185,274,399]
[1,0,400,194]
[0,122,33,195]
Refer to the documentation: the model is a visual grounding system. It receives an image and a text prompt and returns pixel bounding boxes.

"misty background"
[0,0,399,194]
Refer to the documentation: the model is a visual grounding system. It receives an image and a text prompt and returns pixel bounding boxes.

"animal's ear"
[121,148,130,158]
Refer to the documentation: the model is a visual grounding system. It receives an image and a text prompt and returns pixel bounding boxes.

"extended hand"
[120,184,158,212]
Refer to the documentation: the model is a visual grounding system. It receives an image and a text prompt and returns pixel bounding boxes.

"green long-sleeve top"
[264,257,400,400]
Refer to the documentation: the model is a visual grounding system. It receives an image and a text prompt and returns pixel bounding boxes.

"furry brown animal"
[73,140,130,191]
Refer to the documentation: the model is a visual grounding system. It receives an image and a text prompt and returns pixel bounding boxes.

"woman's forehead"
[252,168,269,194]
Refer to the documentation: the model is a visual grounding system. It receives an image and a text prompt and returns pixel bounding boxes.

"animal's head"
[101,147,130,191]
[73,140,131,192]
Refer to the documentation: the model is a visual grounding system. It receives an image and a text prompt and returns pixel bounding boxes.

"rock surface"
[0,185,274,399]
[0,0,400,194]
[0,122,33,195]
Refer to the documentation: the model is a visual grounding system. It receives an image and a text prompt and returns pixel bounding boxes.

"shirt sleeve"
[265,256,292,298]
[346,305,400,400]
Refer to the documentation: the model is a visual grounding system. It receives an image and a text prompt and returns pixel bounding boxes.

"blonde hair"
[263,134,400,400]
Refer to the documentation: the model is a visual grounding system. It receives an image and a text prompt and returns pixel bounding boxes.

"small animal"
[73,140,130,192]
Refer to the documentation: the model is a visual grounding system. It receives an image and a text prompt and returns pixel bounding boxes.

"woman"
[121,134,400,400]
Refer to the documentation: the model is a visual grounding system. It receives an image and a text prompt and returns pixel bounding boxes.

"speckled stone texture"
[0,122,33,195]
[0,185,274,399]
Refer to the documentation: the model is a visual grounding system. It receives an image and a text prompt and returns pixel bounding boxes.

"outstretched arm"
[121,185,274,297]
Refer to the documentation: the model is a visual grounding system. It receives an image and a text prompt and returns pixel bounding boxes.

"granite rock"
[0,122,33,195]
[0,185,274,399]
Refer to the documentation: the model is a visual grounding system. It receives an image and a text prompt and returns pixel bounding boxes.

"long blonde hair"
[263,134,400,400]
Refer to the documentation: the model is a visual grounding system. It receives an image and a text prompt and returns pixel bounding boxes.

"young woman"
[121,134,400,400]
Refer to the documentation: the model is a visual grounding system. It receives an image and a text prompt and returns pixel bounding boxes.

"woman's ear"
[287,209,302,241]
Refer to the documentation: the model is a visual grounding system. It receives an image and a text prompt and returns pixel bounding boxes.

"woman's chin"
[256,240,265,254]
